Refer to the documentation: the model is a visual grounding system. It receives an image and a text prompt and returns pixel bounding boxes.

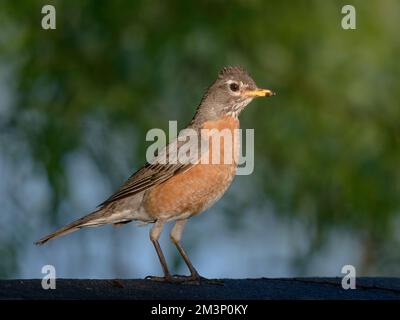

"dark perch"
[1,278,400,300]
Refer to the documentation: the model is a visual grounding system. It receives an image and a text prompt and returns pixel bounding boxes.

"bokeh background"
[0,0,399,279]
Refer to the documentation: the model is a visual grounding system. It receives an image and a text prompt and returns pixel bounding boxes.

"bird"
[35,66,275,283]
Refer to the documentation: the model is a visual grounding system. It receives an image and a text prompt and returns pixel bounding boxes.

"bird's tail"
[35,209,107,245]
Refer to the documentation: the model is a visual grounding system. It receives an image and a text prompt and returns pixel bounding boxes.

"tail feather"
[35,209,106,245]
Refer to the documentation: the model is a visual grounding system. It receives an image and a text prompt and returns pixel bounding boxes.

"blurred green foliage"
[0,0,399,277]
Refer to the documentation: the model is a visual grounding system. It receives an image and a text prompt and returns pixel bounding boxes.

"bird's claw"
[145,275,178,283]
[172,274,224,285]
[145,274,224,285]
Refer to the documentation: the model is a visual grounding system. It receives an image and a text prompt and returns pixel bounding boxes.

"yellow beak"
[244,88,275,97]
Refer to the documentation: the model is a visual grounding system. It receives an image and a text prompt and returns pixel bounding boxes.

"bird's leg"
[170,220,201,281]
[170,220,222,285]
[146,220,175,283]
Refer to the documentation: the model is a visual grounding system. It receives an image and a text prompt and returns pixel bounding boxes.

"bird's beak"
[244,88,276,97]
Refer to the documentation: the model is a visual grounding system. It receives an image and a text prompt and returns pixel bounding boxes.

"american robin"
[36,66,275,283]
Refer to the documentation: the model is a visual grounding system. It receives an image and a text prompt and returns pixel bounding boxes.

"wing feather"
[99,128,206,206]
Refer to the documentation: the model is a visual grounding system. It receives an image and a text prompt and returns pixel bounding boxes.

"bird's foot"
[145,274,223,285]
[172,274,224,285]
[145,275,185,283]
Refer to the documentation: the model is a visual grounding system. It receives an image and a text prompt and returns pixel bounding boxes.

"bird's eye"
[229,82,240,92]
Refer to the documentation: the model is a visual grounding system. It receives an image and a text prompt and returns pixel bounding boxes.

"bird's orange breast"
[143,116,240,220]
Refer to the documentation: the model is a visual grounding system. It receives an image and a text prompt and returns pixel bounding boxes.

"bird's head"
[196,66,275,121]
